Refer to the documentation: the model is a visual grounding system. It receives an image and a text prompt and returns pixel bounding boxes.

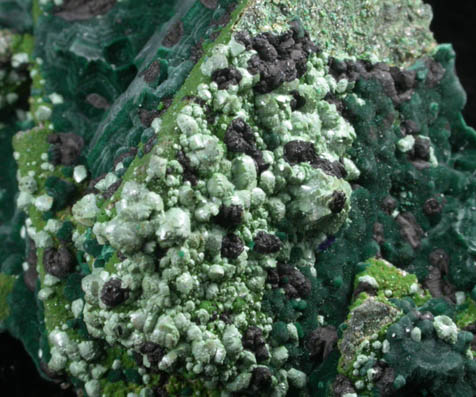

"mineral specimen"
[0,0,475,396]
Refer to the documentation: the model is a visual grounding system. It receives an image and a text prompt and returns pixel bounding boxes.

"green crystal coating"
[238,0,436,65]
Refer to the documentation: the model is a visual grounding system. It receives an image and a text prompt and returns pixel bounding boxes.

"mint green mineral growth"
[1,0,476,396]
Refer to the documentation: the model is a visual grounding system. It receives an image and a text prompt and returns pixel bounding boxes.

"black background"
[1,1,475,395]
[428,0,476,128]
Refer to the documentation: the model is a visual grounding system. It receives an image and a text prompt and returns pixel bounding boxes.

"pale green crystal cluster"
[64,33,357,394]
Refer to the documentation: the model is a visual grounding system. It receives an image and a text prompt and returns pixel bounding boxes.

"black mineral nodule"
[312,157,347,178]
[221,233,244,259]
[47,132,84,166]
[307,325,338,361]
[329,57,420,104]
[424,58,446,88]
[283,140,346,178]
[252,36,279,62]
[24,264,39,292]
[333,374,356,397]
[283,140,317,164]
[328,190,347,213]
[352,281,378,299]
[213,204,243,229]
[200,0,218,9]
[266,268,280,288]
[277,263,311,298]
[211,67,242,89]
[177,150,198,186]
[139,342,165,366]
[103,179,122,200]
[163,21,184,48]
[242,326,270,361]
[224,118,268,172]
[224,118,256,153]
[374,363,396,396]
[139,108,160,127]
[401,119,420,135]
[253,231,282,254]
[86,93,110,109]
[24,238,39,291]
[100,278,129,307]
[290,90,306,110]
[412,136,431,161]
[142,60,161,84]
[242,326,266,350]
[250,366,272,390]
[328,57,348,79]
[255,344,270,361]
[396,212,424,249]
[245,26,318,94]
[381,195,397,215]
[390,67,416,91]
[43,246,76,279]
[423,197,443,215]
[429,248,450,274]
[54,0,117,21]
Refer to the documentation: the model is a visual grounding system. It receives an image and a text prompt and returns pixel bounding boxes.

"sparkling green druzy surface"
[238,0,436,65]
[0,0,475,396]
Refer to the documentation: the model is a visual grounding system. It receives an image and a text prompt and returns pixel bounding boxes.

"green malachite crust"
[0,0,475,396]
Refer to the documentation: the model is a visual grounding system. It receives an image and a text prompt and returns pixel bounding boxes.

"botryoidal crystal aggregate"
[0,0,475,396]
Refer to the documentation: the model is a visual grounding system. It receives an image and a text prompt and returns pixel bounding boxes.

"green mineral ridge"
[0,0,32,32]
[0,0,475,396]
[339,259,476,396]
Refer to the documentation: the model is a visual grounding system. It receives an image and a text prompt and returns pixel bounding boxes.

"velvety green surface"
[35,0,238,177]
